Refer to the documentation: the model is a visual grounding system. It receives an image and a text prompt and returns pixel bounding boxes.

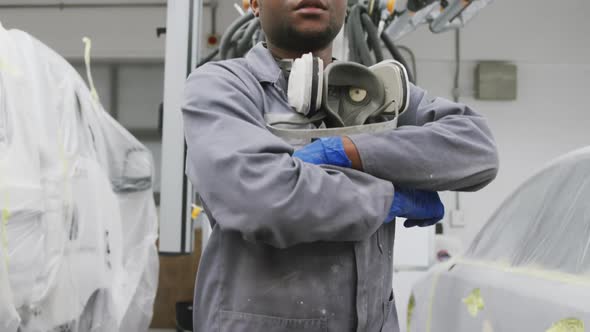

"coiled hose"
[347,4,416,83]
[197,11,263,67]
[219,11,255,59]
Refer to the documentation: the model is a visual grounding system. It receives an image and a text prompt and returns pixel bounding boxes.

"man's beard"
[269,20,340,53]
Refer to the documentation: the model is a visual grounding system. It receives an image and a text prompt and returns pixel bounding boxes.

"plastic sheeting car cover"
[408,147,590,332]
[0,21,159,332]
[466,147,590,273]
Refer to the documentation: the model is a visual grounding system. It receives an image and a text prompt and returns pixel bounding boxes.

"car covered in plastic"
[0,21,158,332]
[408,146,590,332]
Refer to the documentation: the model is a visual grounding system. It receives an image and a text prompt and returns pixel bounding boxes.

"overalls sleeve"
[183,63,394,249]
[349,83,499,191]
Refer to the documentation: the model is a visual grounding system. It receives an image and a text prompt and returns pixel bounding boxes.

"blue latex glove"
[292,137,352,168]
[386,187,445,228]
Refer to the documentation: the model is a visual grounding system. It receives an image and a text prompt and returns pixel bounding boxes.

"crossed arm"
[300,84,500,192]
[183,64,498,248]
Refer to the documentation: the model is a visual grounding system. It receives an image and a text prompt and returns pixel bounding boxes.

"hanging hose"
[397,45,418,84]
[254,28,265,44]
[199,10,264,67]
[381,31,416,83]
[237,18,261,55]
[347,5,375,66]
[219,11,255,59]
[347,2,416,83]
[231,24,248,43]
[196,48,220,68]
[360,12,384,63]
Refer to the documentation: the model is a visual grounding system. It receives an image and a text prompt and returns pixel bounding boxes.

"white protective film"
[409,147,590,332]
[0,23,158,332]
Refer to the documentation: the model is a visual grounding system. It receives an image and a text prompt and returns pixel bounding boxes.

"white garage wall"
[117,64,164,129]
[0,2,167,59]
[0,1,245,60]
[2,0,589,248]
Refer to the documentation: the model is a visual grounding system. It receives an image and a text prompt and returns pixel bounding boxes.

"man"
[182,0,499,331]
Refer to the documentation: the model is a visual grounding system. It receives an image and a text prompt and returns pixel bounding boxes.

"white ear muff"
[288,54,310,115]
[288,53,323,116]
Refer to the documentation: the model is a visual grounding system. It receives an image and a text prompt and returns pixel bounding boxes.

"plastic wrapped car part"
[0,73,12,152]
[408,147,590,332]
[0,242,20,331]
[0,21,158,332]
[466,147,590,275]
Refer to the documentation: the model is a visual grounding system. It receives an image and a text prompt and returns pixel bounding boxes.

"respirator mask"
[266,53,410,140]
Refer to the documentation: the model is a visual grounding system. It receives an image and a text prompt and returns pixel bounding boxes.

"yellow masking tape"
[407,293,415,331]
[191,205,203,220]
[423,259,588,331]
[82,37,100,103]
[0,163,9,267]
[0,58,20,77]
[462,288,484,317]
[546,318,584,332]
[482,320,495,332]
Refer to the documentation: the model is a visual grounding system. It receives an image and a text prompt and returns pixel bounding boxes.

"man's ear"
[250,0,260,17]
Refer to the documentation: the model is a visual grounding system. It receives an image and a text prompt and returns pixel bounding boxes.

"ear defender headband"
[288,53,324,117]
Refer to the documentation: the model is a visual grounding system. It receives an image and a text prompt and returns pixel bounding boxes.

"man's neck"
[266,41,334,65]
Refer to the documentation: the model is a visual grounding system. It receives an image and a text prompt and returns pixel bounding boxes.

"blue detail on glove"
[386,187,445,228]
[292,137,352,168]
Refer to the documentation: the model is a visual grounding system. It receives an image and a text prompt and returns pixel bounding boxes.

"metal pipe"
[210,0,217,35]
[0,1,214,9]
[452,29,461,103]
[360,12,383,63]
[0,3,166,9]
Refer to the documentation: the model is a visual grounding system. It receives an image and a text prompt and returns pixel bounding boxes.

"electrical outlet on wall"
[476,61,518,101]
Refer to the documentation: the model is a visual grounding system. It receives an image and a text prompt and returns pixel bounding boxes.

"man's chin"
[289,30,334,48]
[293,25,332,38]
